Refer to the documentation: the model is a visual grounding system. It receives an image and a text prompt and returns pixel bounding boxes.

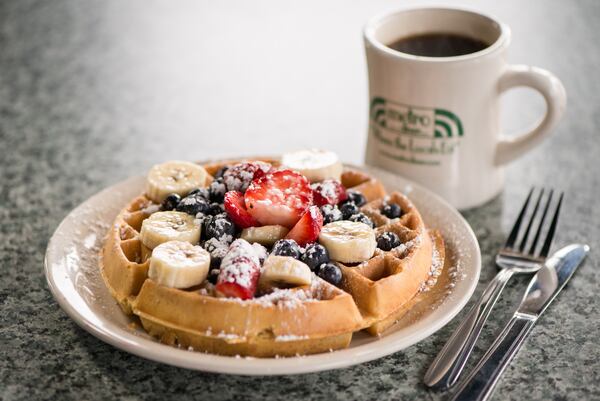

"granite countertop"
[1,0,599,400]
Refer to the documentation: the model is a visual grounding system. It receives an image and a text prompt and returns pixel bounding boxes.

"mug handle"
[494,65,567,166]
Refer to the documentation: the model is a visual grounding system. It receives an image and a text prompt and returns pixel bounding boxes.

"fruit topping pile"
[141,150,407,300]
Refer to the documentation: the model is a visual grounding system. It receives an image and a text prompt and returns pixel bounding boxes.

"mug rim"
[364,6,511,63]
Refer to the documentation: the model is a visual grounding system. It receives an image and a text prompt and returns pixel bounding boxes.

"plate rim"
[44,164,480,375]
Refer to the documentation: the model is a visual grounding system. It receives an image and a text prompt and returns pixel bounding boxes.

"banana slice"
[318,221,376,263]
[240,225,289,246]
[281,149,343,182]
[146,161,208,203]
[259,255,312,288]
[148,241,210,288]
[140,211,201,249]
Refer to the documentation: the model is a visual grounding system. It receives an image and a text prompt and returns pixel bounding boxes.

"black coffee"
[387,33,489,57]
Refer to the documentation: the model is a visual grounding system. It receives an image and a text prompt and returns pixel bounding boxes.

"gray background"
[1,0,598,400]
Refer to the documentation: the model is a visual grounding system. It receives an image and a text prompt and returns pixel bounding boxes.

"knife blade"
[451,243,590,401]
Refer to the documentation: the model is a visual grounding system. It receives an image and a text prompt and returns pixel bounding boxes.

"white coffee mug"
[364,7,566,210]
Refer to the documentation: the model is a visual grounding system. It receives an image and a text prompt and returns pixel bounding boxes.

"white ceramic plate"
[44,164,480,375]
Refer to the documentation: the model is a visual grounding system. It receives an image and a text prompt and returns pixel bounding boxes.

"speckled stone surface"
[1,0,599,400]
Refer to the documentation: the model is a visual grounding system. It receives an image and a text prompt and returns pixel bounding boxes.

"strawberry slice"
[215,256,260,299]
[223,161,273,192]
[215,239,261,300]
[224,191,258,228]
[285,206,323,246]
[244,169,313,228]
[311,179,348,206]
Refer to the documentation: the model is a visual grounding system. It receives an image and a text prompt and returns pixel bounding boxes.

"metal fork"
[424,188,563,390]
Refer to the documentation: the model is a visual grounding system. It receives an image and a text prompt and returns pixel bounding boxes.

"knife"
[450,243,590,401]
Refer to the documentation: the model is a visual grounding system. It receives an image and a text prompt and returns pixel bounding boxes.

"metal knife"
[450,243,590,401]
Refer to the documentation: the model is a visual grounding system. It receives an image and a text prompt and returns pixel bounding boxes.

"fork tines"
[504,187,564,258]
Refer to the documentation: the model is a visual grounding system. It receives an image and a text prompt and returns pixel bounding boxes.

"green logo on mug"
[369,97,463,165]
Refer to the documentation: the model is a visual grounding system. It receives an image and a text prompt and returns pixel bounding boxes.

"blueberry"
[161,193,181,211]
[205,214,236,242]
[340,202,359,220]
[188,187,210,199]
[301,243,330,271]
[176,193,211,215]
[208,202,224,215]
[207,268,220,284]
[381,203,402,219]
[204,238,229,269]
[376,232,401,251]
[349,212,374,228]
[200,214,212,239]
[252,243,268,265]
[345,191,367,207]
[213,166,229,179]
[320,204,343,225]
[272,239,302,259]
[317,263,342,286]
[208,178,227,203]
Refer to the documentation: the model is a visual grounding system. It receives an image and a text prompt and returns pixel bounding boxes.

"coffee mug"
[363,7,566,209]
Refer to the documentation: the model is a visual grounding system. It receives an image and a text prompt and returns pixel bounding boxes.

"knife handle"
[424,268,515,389]
[450,315,536,401]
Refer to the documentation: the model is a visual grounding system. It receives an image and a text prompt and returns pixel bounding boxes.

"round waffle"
[100,157,444,356]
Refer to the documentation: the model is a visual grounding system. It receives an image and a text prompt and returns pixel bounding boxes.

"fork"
[424,188,563,390]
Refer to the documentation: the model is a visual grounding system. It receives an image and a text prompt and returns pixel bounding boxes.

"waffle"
[99,157,444,356]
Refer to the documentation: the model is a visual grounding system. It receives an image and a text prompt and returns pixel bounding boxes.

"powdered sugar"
[308,206,319,220]
[209,178,226,197]
[304,244,321,259]
[252,243,268,263]
[419,234,445,293]
[216,331,241,340]
[213,218,234,243]
[177,195,207,210]
[200,329,307,346]
[275,334,309,342]
[321,204,342,222]
[252,287,313,309]
[308,276,336,300]
[317,180,338,199]
[393,235,421,255]
[220,257,256,287]
[224,169,254,192]
[204,238,229,260]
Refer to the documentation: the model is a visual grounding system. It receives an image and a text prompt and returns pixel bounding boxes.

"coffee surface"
[388,33,489,57]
